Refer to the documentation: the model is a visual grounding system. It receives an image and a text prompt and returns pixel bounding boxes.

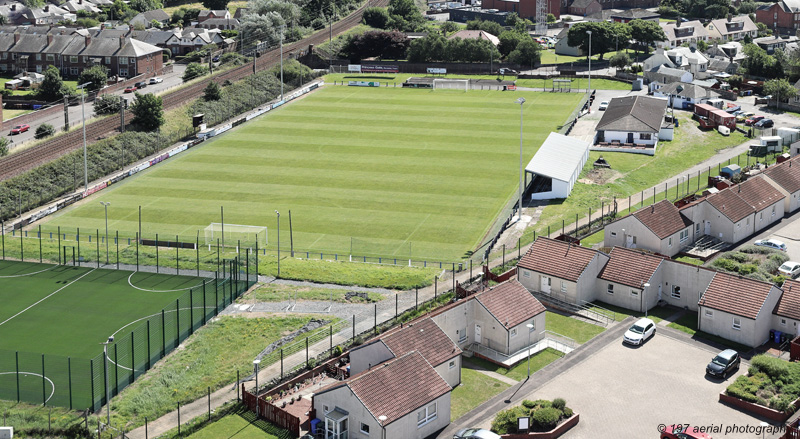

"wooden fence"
[242,385,301,436]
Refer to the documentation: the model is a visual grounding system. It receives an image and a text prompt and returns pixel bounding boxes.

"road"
[4,64,186,150]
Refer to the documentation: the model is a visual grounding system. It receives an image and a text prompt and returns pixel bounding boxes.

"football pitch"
[43,86,582,261]
[0,260,238,409]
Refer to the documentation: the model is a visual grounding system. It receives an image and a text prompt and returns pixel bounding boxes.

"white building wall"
[349,342,394,376]
[431,301,473,350]
[433,356,461,389]
[698,307,759,347]
[754,286,783,346]
[507,314,546,354]
[658,262,716,311]
[383,393,451,439]
[752,201,784,234]
[600,130,658,145]
[773,314,800,338]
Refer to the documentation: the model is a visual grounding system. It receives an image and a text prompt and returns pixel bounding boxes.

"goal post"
[204,223,267,248]
[433,78,469,92]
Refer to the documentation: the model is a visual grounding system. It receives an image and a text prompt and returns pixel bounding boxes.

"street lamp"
[586,31,592,102]
[275,210,280,278]
[378,415,387,439]
[100,336,114,427]
[516,97,526,221]
[526,323,534,377]
[77,82,92,194]
[253,359,261,394]
[642,282,651,316]
[100,201,110,265]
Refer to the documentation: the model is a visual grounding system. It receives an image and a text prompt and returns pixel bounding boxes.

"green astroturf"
[42,86,581,261]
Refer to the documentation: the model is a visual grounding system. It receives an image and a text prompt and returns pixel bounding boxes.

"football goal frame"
[433,78,469,92]
[204,223,267,248]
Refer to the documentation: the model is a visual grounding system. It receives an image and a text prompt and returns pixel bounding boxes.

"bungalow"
[706,14,758,41]
[447,29,500,47]
[733,176,785,234]
[643,64,693,84]
[594,95,669,146]
[312,351,452,439]
[554,28,585,56]
[585,8,660,22]
[517,237,609,305]
[195,18,239,30]
[197,9,231,22]
[472,280,546,357]
[598,247,665,313]
[652,82,720,108]
[682,186,756,244]
[658,20,708,49]
[698,272,782,348]
[774,279,800,337]
[603,199,693,258]
[762,158,800,213]
[755,35,798,54]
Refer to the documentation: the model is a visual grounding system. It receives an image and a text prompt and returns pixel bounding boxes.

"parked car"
[706,348,740,378]
[9,124,29,134]
[498,68,517,75]
[780,261,800,278]
[725,105,741,113]
[124,85,137,93]
[598,101,609,111]
[745,115,765,126]
[754,238,787,251]
[736,111,754,122]
[623,317,655,345]
[454,428,501,439]
[660,424,713,439]
[149,77,163,84]
[134,81,147,89]
[212,55,220,62]
[755,118,774,128]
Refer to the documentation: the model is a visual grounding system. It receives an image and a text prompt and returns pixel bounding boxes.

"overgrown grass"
[450,368,511,421]
[580,230,604,248]
[464,348,563,382]
[545,311,605,344]
[675,256,703,266]
[726,355,800,412]
[243,282,385,303]
[0,401,89,438]
[710,247,788,284]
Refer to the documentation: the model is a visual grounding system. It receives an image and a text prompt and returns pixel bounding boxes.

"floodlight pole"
[586,31,592,105]
[78,82,92,194]
[280,29,284,101]
[275,210,280,278]
[101,336,114,427]
[526,323,534,377]
[517,97,526,221]
[100,202,110,265]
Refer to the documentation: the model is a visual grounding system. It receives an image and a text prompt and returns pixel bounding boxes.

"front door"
[540,276,551,293]
[475,324,482,344]
[627,133,634,143]
[626,235,634,248]
[705,221,711,235]
[658,285,662,302]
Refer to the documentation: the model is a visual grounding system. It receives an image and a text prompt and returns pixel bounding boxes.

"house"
[312,351,452,439]
[774,279,800,337]
[762,157,800,213]
[568,0,601,16]
[130,9,170,29]
[447,29,500,46]
[682,186,756,244]
[523,132,589,200]
[554,27,586,56]
[643,64,693,84]
[706,14,758,41]
[479,0,562,21]
[698,272,782,348]
[644,47,708,74]
[658,20,708,48]
[732,176,785,234]
[707,57,739,75]
[603,200,693,258]
[0,3,26,25]
[61,0,101,14]
[517,237,609,305]
[608,8,659,22]
[197,9,231,22]
[349,318,462,388]
[18,5,75,25]
[642,49,675,72]
[594,95,669,146]
[652,82,721,108]
[756,0,800,33]
[195,18,240,30]
[598,247,665,313]
[755,35,799,53]
[164,28,225,55]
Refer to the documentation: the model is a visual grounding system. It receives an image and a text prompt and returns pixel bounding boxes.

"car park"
[660,424,713,439]
[149,77,163,84]
[623,318,655,345]
[745,115,765,126]
[9,124,29,134]
[124,85,137,93]
[598,101,609,110]
[754,238,787,251]
[779,261,800,278]
[454,428,502,439]
[705,349,740,378]
[755,118,774,128]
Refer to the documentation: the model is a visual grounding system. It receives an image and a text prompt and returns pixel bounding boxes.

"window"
[781,318,787,326]
[773,206,776,216]
[705,309,713,318]
[632,236,637,245]
[458,328,466,343]
[640,133,652,140]
[523,270,530,278]
[35,53,41,61]
[607,284,614,295]
[510,328,517,337]
[610,232,617,237]
[671,286,681,299]
[737,222,741,229]
[69,67,78,76]
[360,423,370,434]
[46,54,54,61]
[680,228,689,243]
[449,360,456,369]
[733,317,741,330]
[760,212,763,221]
[119,68,128,77]
[561,281,567,294]
[70,56,78,63]
[129,57,135,64]
[417,403,436,427]
[105,56,111,64]
[323,405,329,413]
[1,53,5,59]
[35,65,41,73]
[529,320,535,332]
[120,57,127,64]
[746,218,750,225]
[630,289,639,297]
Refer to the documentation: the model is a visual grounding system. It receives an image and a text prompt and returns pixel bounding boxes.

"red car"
[124,86,137,93]
[9,124,30,134]
[661,425,713,439]
[745,115,765,126]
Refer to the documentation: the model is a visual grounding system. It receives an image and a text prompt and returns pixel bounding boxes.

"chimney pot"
[13,32,20,44]
[43,5,48,12]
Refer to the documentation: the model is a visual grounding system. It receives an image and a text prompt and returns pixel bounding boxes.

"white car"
[149,77,163,84]
[754,238,787,251]
[780,261,800,278]
[598,101,609,111]
[454,428,501,439]
[623,318,656,345]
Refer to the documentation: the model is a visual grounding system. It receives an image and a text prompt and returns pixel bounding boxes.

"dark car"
[706,349,740,378]
[755,118,774,128]
[134,81,147,89]
[212,55,220,62]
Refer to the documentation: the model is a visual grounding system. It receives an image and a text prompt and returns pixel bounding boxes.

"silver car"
[454,428,501,439]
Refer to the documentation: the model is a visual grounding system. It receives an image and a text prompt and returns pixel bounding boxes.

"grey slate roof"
[569,0,597,9]
[596,95,668,133]
[658,82,719,100]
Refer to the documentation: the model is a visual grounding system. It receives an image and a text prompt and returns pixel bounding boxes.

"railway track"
[0,0,389,183]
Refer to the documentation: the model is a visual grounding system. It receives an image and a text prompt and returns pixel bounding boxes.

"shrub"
[34,123,55,139]
[739,263,758,275]
[711,258,739,273]
[769,253,790,264]
[531,407,561,430]
[93,94,123,115]
[745,271,770,282]
[491,407,520,434]
[552,398,566,410]
[521,399,537,409]
[0,137,9,157]
[183,63,209,81]
[562,407,573,417]
[723,251,751,263]
[740,244,777,254]
[751,355,792,381]
[219,52,246,66]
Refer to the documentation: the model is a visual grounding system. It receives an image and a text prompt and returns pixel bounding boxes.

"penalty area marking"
[0,268,97,327]
[0,263,60,278]
[127,272,214,293]
[0,372,55,402]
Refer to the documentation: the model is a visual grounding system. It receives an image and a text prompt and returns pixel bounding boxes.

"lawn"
[163,0,248,16]
[243,282,385,303]
[465,348,563,382]
[180,405,293,439]
[450,368,511,421]
[3,108,32,121]
[580,230,604,248]
[539,48,646,65]
[545,311,605,344]
[43,86,581,262]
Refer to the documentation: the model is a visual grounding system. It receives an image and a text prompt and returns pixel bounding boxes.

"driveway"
[738,209,800,263]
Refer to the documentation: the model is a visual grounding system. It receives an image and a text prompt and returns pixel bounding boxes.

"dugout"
[403,77,434,88]
[525,132,590,200]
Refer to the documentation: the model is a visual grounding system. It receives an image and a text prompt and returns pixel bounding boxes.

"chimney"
[85,34,91,47]
[676,19,681,27]
[47,33,52,45]
[10,4,15,10]
[727,13,732,22]
[43,5,48,12]
[13,32,20,44]
[651,204,655,213]
[119,35,124,48]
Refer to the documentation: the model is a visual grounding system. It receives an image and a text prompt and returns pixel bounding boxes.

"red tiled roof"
[476,280,545,328]
[345,351,451,426]
[764,160,800,194]
[775,279,800,321]
[733,176,785,212]
[632,199,693,239]
[518,237,600,282]
[598,247,664,288]
[699,272,774,320]
[705,187,755,223]
[381,318,461,367]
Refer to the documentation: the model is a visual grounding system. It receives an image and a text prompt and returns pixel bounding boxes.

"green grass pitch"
[42,86,582,261]
[0,260,225,409]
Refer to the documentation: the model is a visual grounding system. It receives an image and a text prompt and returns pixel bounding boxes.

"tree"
[21,0,45,7]
[0,137,9,157]
[34,123,55,140]
[507,38,541,68]
[609,51,631,69]
[466,19,503,37]
[740,43,782,78]
[79,65,108,91]
[270,59,314,86]
[131,93,164,131]
[129,0,162,12]
[737,1,757,14]
[628,19,665,55]
[202,0,229,10]
[504,12,520,27]
[204,81,222,101]
[93,94,123,115]
[362,7,390,28]
[764,78,798,102]
[567,21,619,61]
[546,13,556,23]
[183,63,209,81]
[757,22,773,37]
[36,65,67,102]
[439,21,460,35]
[498,31,527,57]
[344,30,409,61]
[697,39,709,52]
[387,0,424,32]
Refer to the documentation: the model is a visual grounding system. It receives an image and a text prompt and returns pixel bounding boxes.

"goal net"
[433,78,469,91]
[204,223,267,247]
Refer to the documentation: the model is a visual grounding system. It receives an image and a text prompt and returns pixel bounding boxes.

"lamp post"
[379,415,387,439]
[586,31,592,101]
[526,323,534,377]
[275,211,280,278]
[100,336,114,427]
[516,97,526,221]
[642,282,650,316]
[100,201,110,265]
[253,359,261,394]
[77,82,92,194]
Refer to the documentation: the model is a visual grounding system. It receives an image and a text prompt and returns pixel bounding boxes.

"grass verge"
[464,348,563,382]
[545,311,605,344]
[0,401,88,437]
[243,282,385,303]
[450,368,511,421]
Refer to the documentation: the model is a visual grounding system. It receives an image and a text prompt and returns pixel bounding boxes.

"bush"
[521,400,537,409]
[552,397,566,411]
[531,407,561,430]
[219,52,246,66]
[0,137,9,157]
[751,355,792,381]
[34,123,55,139]
[491,407,521,434]
[562,407,573,417]
[183,63,209,81]
[711,258,739,273]
[93,94,123,115]
[362,6,390,28]
[723,251,751,263]
[740,244,777,254]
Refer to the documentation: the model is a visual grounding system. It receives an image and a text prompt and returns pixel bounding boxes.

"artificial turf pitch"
[43,86,582,261]
[0,260,226,409]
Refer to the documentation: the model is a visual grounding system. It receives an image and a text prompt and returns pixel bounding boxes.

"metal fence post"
[68,357,73,409]
[41,354,46,406]
[15,352,19,402]
[147,320,151,370]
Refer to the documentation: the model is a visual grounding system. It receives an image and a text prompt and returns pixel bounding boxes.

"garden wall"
[719,392,800,422]
[500,413,580,439]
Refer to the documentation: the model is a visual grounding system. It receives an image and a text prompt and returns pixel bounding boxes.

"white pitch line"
[0,372,55,402]
[0,264,59,278]
[0,268,96,327]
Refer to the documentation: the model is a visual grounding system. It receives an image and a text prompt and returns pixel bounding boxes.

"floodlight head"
[108,336,114,343]
[516,97,526,105]
[275,210,279,215]
[586,30,592,35]
[253,359,261,365]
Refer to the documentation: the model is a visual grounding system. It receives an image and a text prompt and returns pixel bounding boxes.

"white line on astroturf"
[0,268,97,327]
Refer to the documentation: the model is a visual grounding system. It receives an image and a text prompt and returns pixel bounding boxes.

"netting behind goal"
[204,223,267,247]
[433,79,469,91]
